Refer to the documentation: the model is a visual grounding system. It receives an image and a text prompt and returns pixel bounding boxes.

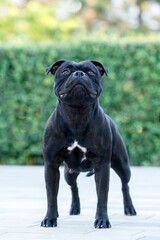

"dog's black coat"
[41,60,136,228]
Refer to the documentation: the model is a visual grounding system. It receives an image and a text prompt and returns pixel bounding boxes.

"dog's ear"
[91,61,108,76]
[45,60,66,75]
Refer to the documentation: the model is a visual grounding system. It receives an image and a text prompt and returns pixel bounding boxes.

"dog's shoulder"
[43,110,58,143]
[105,114,120,134]
[44,110,56,131]
[105,114,116,128]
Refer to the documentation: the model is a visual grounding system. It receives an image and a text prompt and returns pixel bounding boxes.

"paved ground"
[0,166,160,240]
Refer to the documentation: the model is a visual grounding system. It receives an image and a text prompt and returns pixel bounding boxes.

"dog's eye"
[62,69,70,75]
[88,70,95,75]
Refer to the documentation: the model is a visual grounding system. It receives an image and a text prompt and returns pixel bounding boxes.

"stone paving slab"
[0,166,160,240]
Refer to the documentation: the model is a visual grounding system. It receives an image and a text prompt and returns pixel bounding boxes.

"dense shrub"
[0,41,159,165]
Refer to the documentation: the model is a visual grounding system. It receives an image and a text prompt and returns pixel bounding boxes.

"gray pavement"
[0,166,160,240]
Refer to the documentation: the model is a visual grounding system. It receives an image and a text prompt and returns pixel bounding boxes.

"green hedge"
[0,41,160,166]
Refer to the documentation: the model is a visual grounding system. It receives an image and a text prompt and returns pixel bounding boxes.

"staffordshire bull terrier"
[41,60,136,228]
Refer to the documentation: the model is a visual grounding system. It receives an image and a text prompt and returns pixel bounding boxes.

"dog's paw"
[41,217,57,227]
[70,205,80,215]
[94,218,111,229]
[124,206,137,216]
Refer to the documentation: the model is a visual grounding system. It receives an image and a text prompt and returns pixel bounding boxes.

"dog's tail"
[86,169,95,177]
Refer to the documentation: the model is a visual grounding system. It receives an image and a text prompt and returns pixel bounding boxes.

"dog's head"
[46,60,108,107]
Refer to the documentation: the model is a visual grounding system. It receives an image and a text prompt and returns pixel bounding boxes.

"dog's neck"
[57,100,99,135]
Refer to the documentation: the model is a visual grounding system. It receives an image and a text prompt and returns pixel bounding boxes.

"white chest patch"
[67,140,87,161]
[68,141,87,153]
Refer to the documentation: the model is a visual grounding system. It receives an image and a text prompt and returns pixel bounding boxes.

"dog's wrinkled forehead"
[56,61,81,73]
[46,60,108,77]
[56,61,99,75]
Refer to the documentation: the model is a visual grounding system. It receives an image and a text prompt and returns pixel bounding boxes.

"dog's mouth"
[59,84,97,99]
[60,93,67,98]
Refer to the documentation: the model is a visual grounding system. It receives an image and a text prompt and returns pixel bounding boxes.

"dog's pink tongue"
[60,93,66,98]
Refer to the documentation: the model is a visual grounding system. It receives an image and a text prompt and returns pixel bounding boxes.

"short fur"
[41,60,136,228]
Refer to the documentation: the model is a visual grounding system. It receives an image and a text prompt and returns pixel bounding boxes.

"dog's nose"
[73,71,86,77]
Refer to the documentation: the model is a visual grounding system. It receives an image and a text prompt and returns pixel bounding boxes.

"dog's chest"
[58,140,96,172]
[64,140,93,172]
[67,140,87,160]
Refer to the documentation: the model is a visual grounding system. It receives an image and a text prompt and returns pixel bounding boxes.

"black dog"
[41,60,136,228]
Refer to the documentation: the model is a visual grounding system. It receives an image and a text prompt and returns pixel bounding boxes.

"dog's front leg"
[94,162,111,228]
[41,162,60,227]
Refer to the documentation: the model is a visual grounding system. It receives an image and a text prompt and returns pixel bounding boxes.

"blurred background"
[0,0,160,166]
[1,0,160,42]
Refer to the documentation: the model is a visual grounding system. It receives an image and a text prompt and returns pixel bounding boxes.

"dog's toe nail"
[125,206,137,216]
[41,218,57,227]
[94,218,111,229]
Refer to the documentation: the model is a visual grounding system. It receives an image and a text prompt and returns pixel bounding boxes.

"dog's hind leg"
[111,159,136,215]
[64,164,80,215]
[111,139,136,216]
